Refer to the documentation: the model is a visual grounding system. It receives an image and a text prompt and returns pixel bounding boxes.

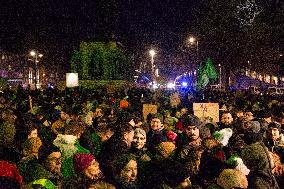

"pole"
[219,64,222,86]
[151,55,155,84]
[34,54,37,89]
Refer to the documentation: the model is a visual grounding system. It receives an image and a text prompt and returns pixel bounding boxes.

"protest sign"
[193,103,219,123]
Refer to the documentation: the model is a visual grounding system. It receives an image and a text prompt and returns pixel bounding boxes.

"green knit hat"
[31,179,56,189]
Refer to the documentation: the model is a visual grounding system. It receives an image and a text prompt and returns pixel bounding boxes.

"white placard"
[193,103,219,123]
[66,73,79,88]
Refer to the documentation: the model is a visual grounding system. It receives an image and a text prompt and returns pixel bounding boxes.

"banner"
[193,103,219,123]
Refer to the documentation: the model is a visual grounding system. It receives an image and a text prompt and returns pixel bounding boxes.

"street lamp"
[149,49,156,83]
[30,50,43,89]
[188,36,199,57]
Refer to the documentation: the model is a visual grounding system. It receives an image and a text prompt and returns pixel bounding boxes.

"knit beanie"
[23,137,42,158]
[226,155,250,176]
[31,178,56,189]
[0,160,22,186]
[73,153,95,174]
[268,122,281,132]
[217,169,248,189]
[213,128,233,146]
[134,128,146,138]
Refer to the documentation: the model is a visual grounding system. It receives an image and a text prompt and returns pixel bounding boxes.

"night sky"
[2,1,196,63]
[2,0,283,78]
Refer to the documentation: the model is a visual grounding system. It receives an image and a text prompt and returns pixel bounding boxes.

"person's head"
[24,121,38,139]
[183,116,201,141]
[45,151,62,174]
[64,120,85,139]
[267,122,281,141]
[96,122,114,142]
[235,110,244,120]
[84,113,93,126]
[60,111,69,121]
[28,128,38,139]
[118,123,134,146]
[74,153,102,181]
[132,128,146,150]
[1,109,17,123]
[180,108,188,116]
[23,137,42,158]
[244,111,254,122]
[150,113,163,131]
[217,169,248,189]
[221,111,233,126]
[112,154,138,184]
[94,107,104,118]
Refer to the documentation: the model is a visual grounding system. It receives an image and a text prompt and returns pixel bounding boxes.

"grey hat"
[134,128,146,137]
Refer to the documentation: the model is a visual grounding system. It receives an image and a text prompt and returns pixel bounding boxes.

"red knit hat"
[0,160,23,186]
[73,153,95,173]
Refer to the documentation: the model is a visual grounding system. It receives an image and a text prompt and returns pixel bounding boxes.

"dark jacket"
[79,127,101,157]
[242,142,280,189]
[146,128,168,155]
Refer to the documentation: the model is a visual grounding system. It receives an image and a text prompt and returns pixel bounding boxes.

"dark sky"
[2,0,198,69]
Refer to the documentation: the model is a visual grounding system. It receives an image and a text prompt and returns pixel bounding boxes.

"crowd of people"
[0,86,283,189]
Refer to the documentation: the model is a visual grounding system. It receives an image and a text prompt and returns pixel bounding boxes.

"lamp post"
[187,36,199,85]
[188,36,199,58]
[218,64,222,86]
[30,50,43,89]
[149,49,156,83]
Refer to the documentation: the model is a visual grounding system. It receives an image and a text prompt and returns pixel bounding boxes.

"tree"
[196,57,217,90]
[204,57,218,80]
[70,41,133,80]
[193,0,283,87]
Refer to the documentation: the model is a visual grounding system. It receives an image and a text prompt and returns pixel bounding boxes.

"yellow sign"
[193,103,219,123]
[142,104,158,121]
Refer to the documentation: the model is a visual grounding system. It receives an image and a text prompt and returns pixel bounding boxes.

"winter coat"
[241,142,280,189]
[146,128,168,155]
[79,127,102,157]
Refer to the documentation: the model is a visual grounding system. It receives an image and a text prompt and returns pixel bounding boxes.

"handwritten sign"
[142,104,158,121]
[193,103,219,123]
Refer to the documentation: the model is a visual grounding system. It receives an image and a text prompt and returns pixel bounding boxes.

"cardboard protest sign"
[142,104,158,121]
[193,103,219,123]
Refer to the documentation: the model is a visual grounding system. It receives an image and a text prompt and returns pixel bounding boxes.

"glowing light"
[189,37,196,43]
[152,83,158,89]
[167,82,175,89]
[182,82,188,87]
[30,50,36,56]
[66,73,79,87]
[149,49,156,57]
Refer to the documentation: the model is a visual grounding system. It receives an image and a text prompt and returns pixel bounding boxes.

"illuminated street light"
[189,37,195,43]
[149,49,156,84]
[29,50,43,89]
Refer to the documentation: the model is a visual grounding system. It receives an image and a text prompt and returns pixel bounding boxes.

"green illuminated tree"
[70,41,133,80]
